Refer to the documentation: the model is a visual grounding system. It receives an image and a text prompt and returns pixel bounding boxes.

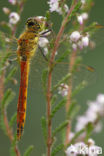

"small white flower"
[88,138,95,146]
[9,12,20,24]
[96,94,104,104]
[75,116,89,131]
[48,0,59,12]
[5,37,11,43]
[66,145,77,156]
[77,40,83,49]
[48,0,68,14]
[2,7,10,14]
[77,13,88,25]
[8,0,16,5]
[70,31,81,42]
[39,37,49,47]
[81,12,88,20]
[77,15,83,25]
[81,36,89,47]
[72,43,77,51]
[81,0,86,4]
[58,83,69,96]
[64,4,69,13]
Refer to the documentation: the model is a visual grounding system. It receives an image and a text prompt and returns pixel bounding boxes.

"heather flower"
[72,43,77,51]
[77,15,83,25]
[48,0,68,15]
[8,0,16,5]
[9,12,20,24]
[58,83,69,96]
[88,138,95,146]
[81,36,89,47]
[2,7,10,14]
[81,0,86,4]
[70,31,81,42]
[75,94,104,132]
[77,13,88,25]
[81,12,88,20]
[66,144,77,156]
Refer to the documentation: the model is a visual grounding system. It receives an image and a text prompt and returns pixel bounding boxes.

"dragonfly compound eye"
[27,21,35,27]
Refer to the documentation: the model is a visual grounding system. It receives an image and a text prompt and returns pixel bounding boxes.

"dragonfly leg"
[40,29,52,37]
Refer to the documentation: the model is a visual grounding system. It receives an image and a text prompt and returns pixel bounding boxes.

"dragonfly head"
[26,16,46,33]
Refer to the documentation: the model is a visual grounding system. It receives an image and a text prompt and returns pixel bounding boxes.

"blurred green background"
[0,0,104,156]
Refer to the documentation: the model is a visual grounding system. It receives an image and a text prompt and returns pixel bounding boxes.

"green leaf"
[0,113,6,133]
[52,120,68,137]
[51,94,57,106]
[10,133,17,156]
[71,81,87,98]
[23,145,34,156]
[52,73,71,92]
[41,116,47,144]
[50,98,66,119]
[9,112,17,128]
[85,122,94,142]
[51,144,64,156]
[5,67,17,84]
[0,31,6,49]
[68,1,81,21]
[55,50,70,63]
[67,100,78,119]
[1,89,15,109]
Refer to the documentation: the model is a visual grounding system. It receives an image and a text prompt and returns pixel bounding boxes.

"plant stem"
[65,51,77,146]
[47,70,52,156]
[3,109,21,156]
[46,1,78,156]
[0,73,5,103]
[0,72,21,156]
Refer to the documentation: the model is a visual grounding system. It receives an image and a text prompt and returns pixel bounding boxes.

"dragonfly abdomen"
[17,60,30,140]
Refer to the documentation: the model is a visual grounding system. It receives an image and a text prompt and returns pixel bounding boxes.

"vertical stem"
[3,109,21,156]
[0,73,5,103]
[47,70,52,156]
[46,2,78,155]
[65,51,77,146]
[0,72,21,156]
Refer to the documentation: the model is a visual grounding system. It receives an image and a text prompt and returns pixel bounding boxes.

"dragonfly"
[16,16,52,140]
[0,18,103,140]
[0,16,51,140]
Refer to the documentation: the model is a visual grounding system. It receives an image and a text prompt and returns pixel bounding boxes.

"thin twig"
[0,73,5,103]
[0,72,20,156]
[65,51,77,146]
[3,109,21,156]
[46,1,78,156]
